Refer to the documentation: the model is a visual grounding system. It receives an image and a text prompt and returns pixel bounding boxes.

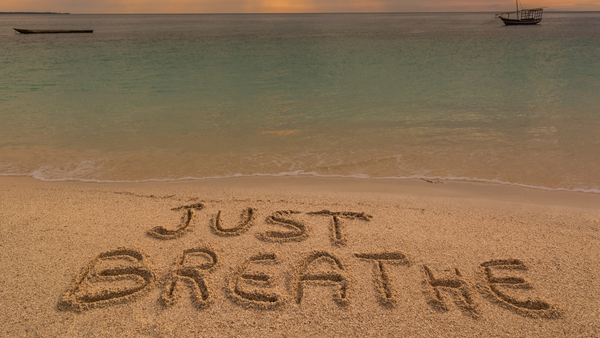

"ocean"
[1,12,599,192]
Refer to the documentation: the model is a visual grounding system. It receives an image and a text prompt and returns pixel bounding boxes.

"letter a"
[292,251,350,306]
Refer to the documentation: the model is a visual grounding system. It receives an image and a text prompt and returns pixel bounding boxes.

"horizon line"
[5,10,600,15]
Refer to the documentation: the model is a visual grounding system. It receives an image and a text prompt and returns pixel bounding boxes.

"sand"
[1,176,599,337]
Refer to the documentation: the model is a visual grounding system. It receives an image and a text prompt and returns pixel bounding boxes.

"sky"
[3,0,600,14]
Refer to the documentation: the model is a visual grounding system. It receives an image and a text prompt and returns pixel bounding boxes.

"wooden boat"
[495,1,544,25]
[13,28,93,34]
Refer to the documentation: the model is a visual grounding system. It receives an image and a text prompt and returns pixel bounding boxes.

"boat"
[13,28,93,34]
[495,1,544,25]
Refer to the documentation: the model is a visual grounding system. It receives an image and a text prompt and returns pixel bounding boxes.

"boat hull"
[14,28,93,34]
[500,18,542,25]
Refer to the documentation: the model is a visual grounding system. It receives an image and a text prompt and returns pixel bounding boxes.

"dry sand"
[1,176,599,337]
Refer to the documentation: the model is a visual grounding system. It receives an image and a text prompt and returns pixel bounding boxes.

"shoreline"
[3,174,599,208]
[1,176,599,336]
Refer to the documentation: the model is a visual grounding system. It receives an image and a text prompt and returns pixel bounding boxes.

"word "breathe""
[59,204,561,319]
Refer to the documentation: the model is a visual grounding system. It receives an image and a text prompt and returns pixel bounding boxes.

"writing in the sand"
[145,204,371,244]
[59,204,561,319]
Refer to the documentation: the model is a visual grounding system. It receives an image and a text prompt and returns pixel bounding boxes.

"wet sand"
[1,176,599,337]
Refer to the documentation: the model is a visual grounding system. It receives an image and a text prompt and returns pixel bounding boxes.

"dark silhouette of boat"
[13,28,93,34]
[496,1,544,25]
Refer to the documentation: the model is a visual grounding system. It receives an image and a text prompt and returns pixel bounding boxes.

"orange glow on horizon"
[2,0,600,14]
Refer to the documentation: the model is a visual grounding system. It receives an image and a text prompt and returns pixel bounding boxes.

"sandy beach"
[1,176,599,337]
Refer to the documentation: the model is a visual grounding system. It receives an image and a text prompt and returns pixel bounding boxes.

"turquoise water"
[1,13,599,192]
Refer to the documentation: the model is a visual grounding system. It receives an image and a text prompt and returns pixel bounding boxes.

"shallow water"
[1,13,599,192]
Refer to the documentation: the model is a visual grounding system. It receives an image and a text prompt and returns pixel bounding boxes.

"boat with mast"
[495,1,544,25]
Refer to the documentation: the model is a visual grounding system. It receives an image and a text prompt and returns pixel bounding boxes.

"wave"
[2,169,599,194]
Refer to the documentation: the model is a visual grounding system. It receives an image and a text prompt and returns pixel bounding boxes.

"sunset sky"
[3,0,600,13]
